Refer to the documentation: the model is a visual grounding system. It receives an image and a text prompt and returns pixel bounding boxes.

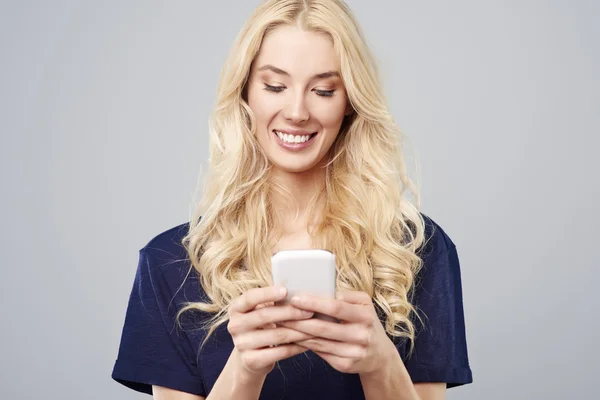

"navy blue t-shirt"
[111,214,473,398]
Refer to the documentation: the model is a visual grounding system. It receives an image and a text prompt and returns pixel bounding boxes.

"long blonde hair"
[179,0,426,354]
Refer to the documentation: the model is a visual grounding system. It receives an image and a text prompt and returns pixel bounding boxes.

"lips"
[271,128,319,150]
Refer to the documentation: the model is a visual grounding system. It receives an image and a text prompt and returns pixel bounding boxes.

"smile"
[274,130,317,144]
[272,129,318,151]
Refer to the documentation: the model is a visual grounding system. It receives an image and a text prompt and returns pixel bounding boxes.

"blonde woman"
[112,1,472,399]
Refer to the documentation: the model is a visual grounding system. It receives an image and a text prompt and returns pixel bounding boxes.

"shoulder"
[112,222,209,396]
[400,214,473,387]
[141,221,191,259]
[418,212,457,264]
[135,221,205,303]
[411,212,463,298]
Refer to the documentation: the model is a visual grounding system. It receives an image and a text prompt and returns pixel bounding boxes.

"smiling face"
[246,24,352,175]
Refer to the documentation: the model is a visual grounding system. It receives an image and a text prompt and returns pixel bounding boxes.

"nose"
[283,92,309,123]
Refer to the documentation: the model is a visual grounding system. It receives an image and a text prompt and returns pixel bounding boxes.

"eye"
[315,89,335,97]
[263,83,285,92]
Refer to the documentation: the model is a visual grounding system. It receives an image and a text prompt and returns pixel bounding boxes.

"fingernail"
[278,287,287,296]
[291,296,301,304]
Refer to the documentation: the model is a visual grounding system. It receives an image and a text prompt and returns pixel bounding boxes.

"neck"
[269,166,326,234]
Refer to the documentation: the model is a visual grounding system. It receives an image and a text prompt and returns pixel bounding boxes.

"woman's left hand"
[279,291,398,375]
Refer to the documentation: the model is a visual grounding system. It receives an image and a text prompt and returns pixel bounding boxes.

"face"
[246,24,352,175]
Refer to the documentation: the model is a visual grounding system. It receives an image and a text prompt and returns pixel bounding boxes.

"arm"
[280,291,453,400]
[153,385,205,400]
[151,349,265,400]
[359,346,445,400]
[150,337,445,400]
[204,348,267,400]
[361,238,472,399]
[151,286,314,400]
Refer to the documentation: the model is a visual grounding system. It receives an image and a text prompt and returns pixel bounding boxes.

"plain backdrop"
[1,1,598,399]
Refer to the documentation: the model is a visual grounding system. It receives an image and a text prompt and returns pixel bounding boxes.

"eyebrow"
[257,64,340,80]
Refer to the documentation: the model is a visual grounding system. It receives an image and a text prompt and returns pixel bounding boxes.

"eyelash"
[263,84,335,97]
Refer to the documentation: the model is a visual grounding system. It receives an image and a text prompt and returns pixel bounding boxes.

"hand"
[280,291,397,375]
[227,286,315,378]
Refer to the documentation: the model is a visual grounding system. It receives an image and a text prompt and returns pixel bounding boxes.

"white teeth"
[274,130,313,144]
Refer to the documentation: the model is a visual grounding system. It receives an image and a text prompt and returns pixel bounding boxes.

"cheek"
[248,87,277,125]
[312,99,347,128]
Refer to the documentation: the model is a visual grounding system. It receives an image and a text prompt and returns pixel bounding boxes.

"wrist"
[360,343,420,400]
[234,366,268,387]
[231,348,268,386]
[362,341,399,380]
[209,347,267,400]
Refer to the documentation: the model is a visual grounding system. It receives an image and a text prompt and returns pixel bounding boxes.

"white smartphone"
[271,249,337,321]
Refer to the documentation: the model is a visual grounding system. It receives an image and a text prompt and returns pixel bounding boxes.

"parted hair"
[179,0,426,354]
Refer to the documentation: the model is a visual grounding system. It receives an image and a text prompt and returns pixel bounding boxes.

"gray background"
[1,1,598,399]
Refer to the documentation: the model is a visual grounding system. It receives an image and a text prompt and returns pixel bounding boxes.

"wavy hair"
[179,0,426,354]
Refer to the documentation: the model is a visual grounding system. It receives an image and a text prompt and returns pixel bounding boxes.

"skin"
[247,25,352,175]
[247,24,352,234]
[153,24,445,400]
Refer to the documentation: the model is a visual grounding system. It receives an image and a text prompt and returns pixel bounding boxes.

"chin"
[272,163,317,174]
[269,157,321,174]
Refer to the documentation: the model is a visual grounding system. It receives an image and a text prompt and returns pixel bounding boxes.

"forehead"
[254,25,339,77]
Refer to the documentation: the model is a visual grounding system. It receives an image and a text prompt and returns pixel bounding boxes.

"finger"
[248,305,313,330]
[229,305,313,333]
[290,295,370,322]
[230,286,287,314]
[311,351,355,373]
[235,327,314,350]
[337,291,372,305]
[297,338,365,358]
[255,302,276,329]
[243,343,308,370]
[280,319,368,343]
[255,301,275,310]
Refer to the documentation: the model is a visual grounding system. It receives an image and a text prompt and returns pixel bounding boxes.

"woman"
[111,0,473,399]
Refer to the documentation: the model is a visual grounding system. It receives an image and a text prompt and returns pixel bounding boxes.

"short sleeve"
[399,244,473,388]
[111,248,207,396]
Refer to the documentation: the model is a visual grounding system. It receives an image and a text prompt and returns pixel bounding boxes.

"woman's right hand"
[227,286,314,378]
